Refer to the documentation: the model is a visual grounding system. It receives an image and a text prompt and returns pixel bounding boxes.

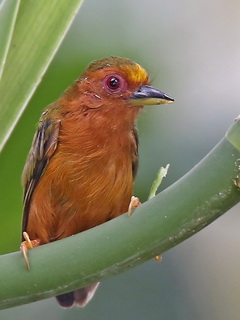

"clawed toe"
[128,196,141,216]
[20,232,40,270]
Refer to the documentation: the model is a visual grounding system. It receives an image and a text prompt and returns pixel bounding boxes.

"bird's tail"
[56,283,100,308]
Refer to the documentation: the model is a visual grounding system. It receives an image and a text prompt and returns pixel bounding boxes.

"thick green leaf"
[0,0,84,152]
[0,118,239,309]
[226,115,240,150]
[0,0,21,79]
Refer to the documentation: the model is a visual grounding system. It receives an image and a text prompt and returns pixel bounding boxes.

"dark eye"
[107,76,120,90]
[103,74,126,93]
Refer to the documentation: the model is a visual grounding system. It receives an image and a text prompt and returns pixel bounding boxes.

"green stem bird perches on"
[0,117,240,310]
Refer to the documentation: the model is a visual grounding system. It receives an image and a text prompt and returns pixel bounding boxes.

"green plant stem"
[0,119,240,309]
[148,164,170,199]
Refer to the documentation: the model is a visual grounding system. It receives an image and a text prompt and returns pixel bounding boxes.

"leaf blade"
[0,119,240,309]
[0,0,84,152]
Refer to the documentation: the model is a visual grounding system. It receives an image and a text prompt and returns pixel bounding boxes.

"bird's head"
[61,56,174,126]
[79,56,174,110]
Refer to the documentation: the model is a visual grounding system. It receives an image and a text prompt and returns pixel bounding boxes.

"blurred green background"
[1,0,240,319]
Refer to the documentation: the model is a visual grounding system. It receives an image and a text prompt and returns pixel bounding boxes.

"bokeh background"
[1,0,240,319]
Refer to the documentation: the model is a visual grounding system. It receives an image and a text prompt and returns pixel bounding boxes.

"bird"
[20,56,174,308]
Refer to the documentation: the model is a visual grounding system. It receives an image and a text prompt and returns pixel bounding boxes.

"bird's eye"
[107,77,120,90]
[103,74,126,93]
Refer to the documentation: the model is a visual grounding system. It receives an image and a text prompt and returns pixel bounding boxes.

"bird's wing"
[21,113,60,235]
[132,125,139,180]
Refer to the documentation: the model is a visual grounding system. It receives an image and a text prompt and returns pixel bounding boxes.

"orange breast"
[26,112,136,243]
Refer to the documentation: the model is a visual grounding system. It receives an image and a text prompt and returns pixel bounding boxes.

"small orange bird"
[21,56,174,308]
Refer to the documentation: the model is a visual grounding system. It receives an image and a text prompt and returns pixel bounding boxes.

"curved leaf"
[0,118,239,309]
[0,0,84,152]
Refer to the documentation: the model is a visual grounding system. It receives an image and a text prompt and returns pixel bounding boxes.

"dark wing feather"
[21,114,60,237]
[132,125,139,180]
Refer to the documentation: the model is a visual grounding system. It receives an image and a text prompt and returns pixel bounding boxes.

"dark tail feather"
[56,291,74,308]
[56,283,100,308]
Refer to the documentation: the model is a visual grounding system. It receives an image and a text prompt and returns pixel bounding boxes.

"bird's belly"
[27,153,133,242]
[53,156,133,239]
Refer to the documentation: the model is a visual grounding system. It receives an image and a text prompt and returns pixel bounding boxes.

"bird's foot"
[155,255,162,262]
[128,196,141,216]
[20,232,40,270]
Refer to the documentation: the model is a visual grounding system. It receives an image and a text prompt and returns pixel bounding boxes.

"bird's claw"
[154,255,162,262]
[20,232,40,270]
[128,196,141,216]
